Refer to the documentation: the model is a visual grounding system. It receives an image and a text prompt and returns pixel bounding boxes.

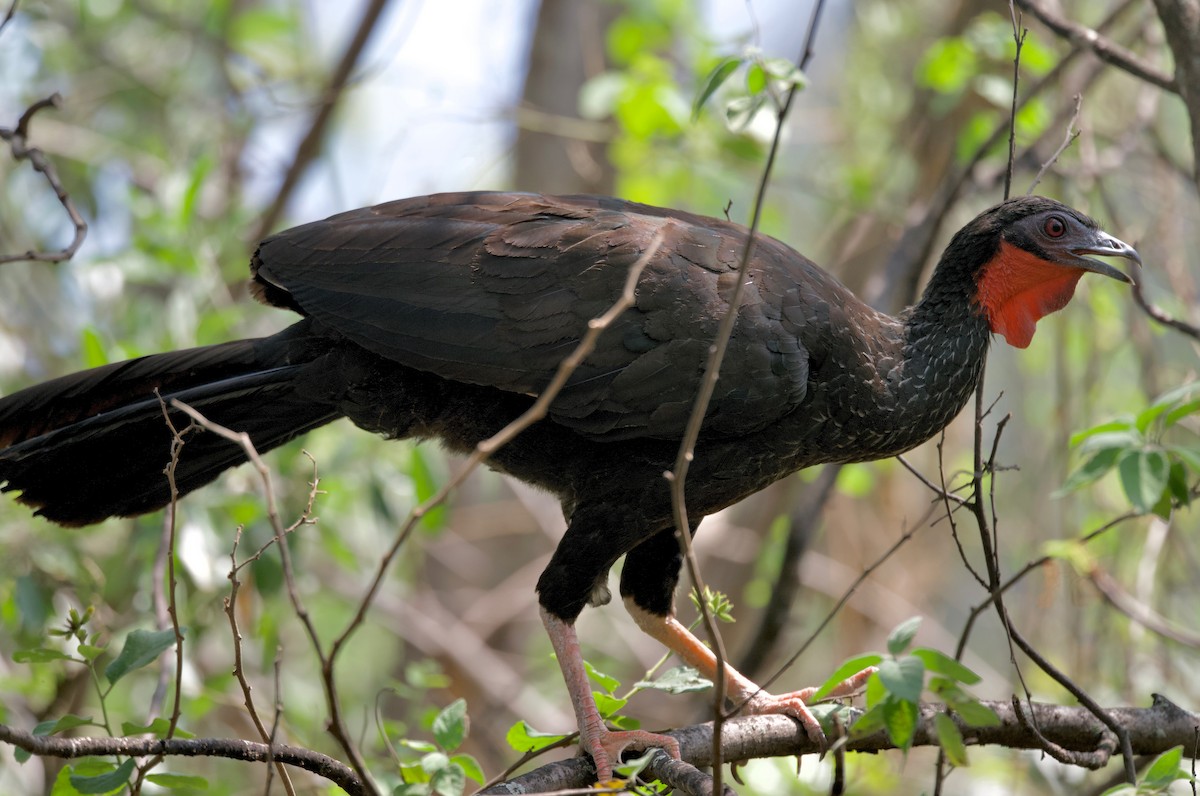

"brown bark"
[1153,0,1200,187]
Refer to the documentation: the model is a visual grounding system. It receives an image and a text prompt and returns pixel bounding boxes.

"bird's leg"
[624,599,875,744]
[540,606,681,781]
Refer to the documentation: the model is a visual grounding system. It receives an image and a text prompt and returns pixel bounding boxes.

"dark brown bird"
[0,192,1138,780]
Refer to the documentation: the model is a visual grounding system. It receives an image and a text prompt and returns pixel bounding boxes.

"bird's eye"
[1043,215,1067,238]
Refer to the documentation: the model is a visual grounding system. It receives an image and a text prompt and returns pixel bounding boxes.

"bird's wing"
[251,191,823,440]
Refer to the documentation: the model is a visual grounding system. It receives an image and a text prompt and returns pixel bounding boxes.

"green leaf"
[410,449,447,532]
[146,773,209,789]
[450,754,485,785]
[1069,420,1137,448]
[931,679,1000,727]
[1165,398,1200,428]
[1056,447,1122,495]
[887,617,922,656]
[1118,450,1170,514]
[79,327,109,369]
[761,57,806,89]
[1143,745,1188,786]
[593,692,627,719]
[877,656,925,704]
[693,56,743,118]
[1168,444,1200,475]
[105,628,182,685]
[614,749,660,779]
[13,647,71,664]
[934,713,969,766]
[849,704,886,737]
[812,653,883,701]
[505,721,567,753]
[420,751,449,775]
[912,648,980,685]
[745,63,766,95]
[121,718,194,739]
[429,760,465,796]
[432,699,468,752]
[882,696,919,750]
[34,714,94,736]
[917,37,978,94]
[634,665,712,694]
[1077,429,1142,454]
[77,644,106,662]
[401,739,438,754]
[70,758,136,794]
[584,661,620,694]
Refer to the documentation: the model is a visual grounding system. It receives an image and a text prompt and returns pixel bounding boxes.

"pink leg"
[541,607,681,782]
[625,599,876,745]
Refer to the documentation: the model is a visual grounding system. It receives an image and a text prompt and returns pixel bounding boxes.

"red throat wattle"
[974,240,1086,348]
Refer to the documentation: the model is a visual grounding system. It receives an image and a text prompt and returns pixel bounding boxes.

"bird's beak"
[1070,231,1140,284]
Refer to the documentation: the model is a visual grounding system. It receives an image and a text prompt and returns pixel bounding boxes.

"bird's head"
[962,196,1140,348]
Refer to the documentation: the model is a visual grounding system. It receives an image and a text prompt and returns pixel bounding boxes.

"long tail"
[0,319,345,526]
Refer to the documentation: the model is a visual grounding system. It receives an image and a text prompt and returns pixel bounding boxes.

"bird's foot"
[740,666,877,745]
[580,724,680,783]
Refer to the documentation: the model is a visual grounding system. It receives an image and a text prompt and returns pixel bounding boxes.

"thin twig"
[1004,1,1027,201]
[0,94,89,264]
[254,0,392,238]
[1013,0,1177,93]
[668,5,827,786]
[1027,93,1082,194]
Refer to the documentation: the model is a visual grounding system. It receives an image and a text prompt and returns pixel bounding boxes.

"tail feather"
[0,321,344,526]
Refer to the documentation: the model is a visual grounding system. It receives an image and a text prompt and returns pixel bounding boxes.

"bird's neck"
[891,256,993,440]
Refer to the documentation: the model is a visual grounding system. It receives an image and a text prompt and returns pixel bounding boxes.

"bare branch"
[0,93,88,264]
[1027,93,1083,194]
[1014,0,1178,93]
[480,698,1200,794]
[254,0,393,239]
[0,723,364,795]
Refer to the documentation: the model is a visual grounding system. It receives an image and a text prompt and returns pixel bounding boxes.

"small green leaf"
[70,757,136,794]
[505,721,567,753]
[1143,745,1187,786]
[77,644,106,662]
[420,751,449,775]
[400,739,438,753]
[13,647,71,664]
[812,653,883,701]
[1039,539,1094,573]
[745,63,766,95]
[584,661,621,694]
[1077,429,1142,454]
[105,628,182,684]
[849,704,886,737]
[34,714,93,736]
[1056,447,1122,495]
[432,699,468,752]
[887,617,922,656]
[1165,398,1200,428]
[1118,450,1170,514]
[430,760,465,796]
[608,714,641,730]
[693,56,744,118]
[146,773,210,790]
[912,648,980,685]
[1168,444,1200,475]
[877,656,925,704]
[450,754,485,785]
[1069,420,1137,448]
[593,692,627,719]
[634,665,712,694]
[882,696,919,750]
[934,713,969,766]
[615,749,662,779]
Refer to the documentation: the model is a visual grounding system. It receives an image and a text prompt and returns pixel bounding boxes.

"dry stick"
[127,398,194,792]
[1027,93,1082,195]
[1087,566,1200,648]
[253,0,391,239]
[225,530,298,796]
[1013,0,1177,93]
[0,724,365,796]
[168,400,375,790]
[666,5,828,790]
[0,0,17,37]
[0,94,89,264]
[1003,1,1027,201]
